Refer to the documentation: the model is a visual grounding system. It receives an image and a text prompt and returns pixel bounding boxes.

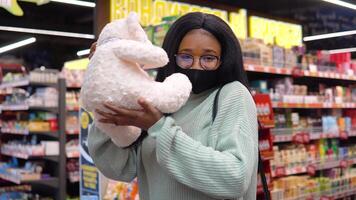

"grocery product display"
[0,67,67,199]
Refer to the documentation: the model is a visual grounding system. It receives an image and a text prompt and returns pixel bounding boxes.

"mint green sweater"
[88,81,258,200]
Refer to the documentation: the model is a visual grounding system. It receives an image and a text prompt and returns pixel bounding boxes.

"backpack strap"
[212,86,223,121]
[212,86,270,200]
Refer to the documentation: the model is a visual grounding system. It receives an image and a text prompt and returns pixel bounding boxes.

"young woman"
[88,12,258,200]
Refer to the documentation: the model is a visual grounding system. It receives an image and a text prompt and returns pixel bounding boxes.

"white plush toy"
[80,12,192,147]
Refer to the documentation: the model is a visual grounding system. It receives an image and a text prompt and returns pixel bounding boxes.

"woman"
[88,12,258,200]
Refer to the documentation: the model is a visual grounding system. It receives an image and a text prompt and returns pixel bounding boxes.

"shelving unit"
[245,64,356,81]
[0,78,67,200]
[247,57,356,200]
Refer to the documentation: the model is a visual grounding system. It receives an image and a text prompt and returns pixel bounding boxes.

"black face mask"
[177,68,219,94]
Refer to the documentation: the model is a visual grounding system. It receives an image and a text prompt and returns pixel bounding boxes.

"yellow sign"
[110,0,303,45]
[111,0,230,25]
[82,164,98,190]
[249,16,302,48]
[111,0,246,39]
[64,58,89,70]
[228,9,247,40]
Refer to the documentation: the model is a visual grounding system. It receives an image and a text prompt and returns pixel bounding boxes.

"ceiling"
[0,0,355,70]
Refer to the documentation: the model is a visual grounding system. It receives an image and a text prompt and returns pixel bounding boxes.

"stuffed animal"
[80,12,191,147]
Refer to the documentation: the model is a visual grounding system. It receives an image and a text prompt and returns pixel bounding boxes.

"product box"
[285,49,297,68]
[41,141,59,156]
[272,45,285,68]
[241,38,272,66]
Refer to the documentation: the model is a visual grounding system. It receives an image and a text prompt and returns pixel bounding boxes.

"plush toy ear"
[126,12,149,43]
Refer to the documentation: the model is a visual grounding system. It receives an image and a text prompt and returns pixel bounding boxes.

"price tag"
[276,68,281,74]
[275,166,286,177]
[303,133,310,143]
[292,132,310,144]
[247,65,254,71]
[292,133,304,144]
[340,160,348,168]
[340,131,348,140]
[309,64,317,72]
[304,71,310,76]
[307,164,316,176]
[320,196,333,200]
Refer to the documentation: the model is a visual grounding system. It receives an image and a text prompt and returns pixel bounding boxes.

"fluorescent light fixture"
[51,0,96,7]
[321,0,356,10]
[0,25,95,39]
[303,29,356,41]
[0,37,36,54]
[329,47,356,54]
[77,49,90,56]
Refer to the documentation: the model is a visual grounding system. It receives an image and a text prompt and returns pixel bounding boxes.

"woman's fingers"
[95,109,116,118]
[137,98,155,113]
[98,118,117,124]
[103,103,138,118]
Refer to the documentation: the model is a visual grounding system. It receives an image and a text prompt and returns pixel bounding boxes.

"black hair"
[156,12,249,88]
[125,12,249,150]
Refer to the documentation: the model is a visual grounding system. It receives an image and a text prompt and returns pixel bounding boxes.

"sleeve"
[147,82,258,199]
[88,123,137,182]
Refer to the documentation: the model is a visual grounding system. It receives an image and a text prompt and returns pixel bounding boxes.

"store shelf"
[284,186,356,200]
[0,129,58,138]
[303,70,356,81]
[245,64,292,75]
[0,79,30,89]
[30,131,59,138]
[66,105,80,111]
[0,128,29,135]
[272,102,356,109]
[272,128,356,143]
[1,151,59,162]
[66,152,79,158]
[0,174,58,187]
[0,104,29,111]
[30,81,58,88]
[244,64,356,82]
[29,106,58,113]
[272,157,356,178]
[66,130,79,135]
[67,84,81,89]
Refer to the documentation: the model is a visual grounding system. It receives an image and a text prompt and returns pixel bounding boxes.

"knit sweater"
[88,81,258,200]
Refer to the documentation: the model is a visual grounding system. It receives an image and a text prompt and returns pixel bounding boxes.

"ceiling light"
[0,26,95,39]
[51,0,95,7]
[329,47,356,54]
[321,0,356,10]
[303,29,356,41]
[77,49,90,56]
[0,37,36,54]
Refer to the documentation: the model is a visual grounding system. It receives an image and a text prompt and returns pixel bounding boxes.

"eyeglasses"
[175,53,220,70]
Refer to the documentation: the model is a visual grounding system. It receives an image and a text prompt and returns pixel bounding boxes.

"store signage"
[110,0,247,39]
[249,16,302,48]
[80,109,102,200]
[110,0,303,47]
[0,0,49,16]
[64,58,89,70]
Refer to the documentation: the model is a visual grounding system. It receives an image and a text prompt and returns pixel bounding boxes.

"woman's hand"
[89,42,97,59]
[96,98,163,131]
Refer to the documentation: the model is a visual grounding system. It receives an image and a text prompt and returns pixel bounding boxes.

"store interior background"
[0,0,355,200]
